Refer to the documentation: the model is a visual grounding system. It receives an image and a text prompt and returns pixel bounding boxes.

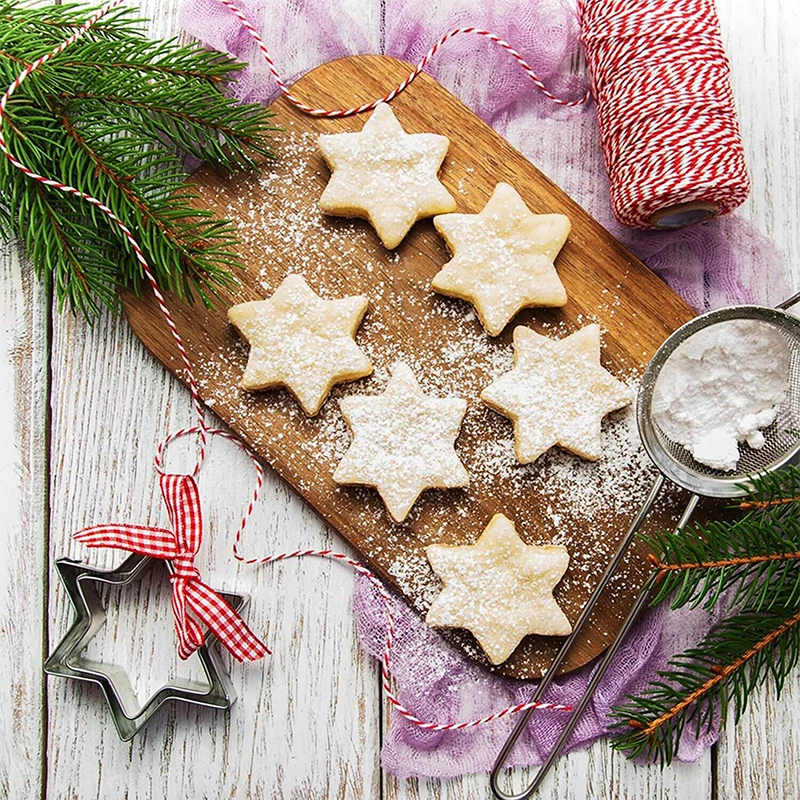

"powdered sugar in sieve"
[638,304,800,498]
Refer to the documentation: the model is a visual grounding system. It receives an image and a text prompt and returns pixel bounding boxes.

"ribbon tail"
[185,581,270,662]
[74,523,179,559]
[171,579,206,660]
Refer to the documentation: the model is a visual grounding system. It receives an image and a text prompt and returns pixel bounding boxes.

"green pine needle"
[612,465,800,765]
[0,1,278,316]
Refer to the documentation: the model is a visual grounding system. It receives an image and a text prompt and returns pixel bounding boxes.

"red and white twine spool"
[579,0,750,228]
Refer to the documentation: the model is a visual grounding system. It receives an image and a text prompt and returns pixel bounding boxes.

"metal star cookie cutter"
[44,552,247,741]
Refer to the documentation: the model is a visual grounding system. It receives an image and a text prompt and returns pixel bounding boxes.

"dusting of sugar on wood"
[122,59,695,678]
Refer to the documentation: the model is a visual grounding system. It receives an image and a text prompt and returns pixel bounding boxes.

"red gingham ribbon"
[74,473,269,662]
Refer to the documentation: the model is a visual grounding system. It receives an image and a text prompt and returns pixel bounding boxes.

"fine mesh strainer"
[490,294,800,800]
[638,303,800,498]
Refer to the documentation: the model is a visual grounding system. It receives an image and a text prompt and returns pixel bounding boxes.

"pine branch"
[612,599,800,765]
[643,501,800,613]
[738,467,800,512]
[55,110,236,307]
[0,1,278,315]
[611,466,800,765]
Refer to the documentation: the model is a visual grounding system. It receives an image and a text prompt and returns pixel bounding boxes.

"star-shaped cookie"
[426,514,571,665]
[431,182,571,335]
[333,361,468,522]
[228,274,372,415]
[318,102,456,249]
[481,324,632,463]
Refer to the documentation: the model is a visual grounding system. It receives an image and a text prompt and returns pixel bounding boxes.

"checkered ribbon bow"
[74,473,269,662]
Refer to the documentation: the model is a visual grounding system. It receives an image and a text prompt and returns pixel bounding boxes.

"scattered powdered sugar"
[652,319,790,471]
[184,122,672,675]
[201,128,377,287]
[471,394,652,516]
[389,551,443,609]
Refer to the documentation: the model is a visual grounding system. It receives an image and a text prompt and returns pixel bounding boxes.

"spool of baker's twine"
[579,0,750,228]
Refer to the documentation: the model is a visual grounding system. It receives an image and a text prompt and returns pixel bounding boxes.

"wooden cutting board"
[122,55,695,679]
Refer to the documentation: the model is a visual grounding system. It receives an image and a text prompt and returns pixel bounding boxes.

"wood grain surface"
[122,54,695,680]
[2,1,797,798]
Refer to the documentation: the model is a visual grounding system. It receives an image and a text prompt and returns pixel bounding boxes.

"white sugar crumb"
[652,319,790,471]
[389,552,441,608]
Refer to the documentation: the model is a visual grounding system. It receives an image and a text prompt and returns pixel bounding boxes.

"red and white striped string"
[216,0,589,116]
[232,545,572,729]
[0,0,571,728]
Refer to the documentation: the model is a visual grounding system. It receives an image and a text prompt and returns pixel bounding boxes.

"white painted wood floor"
[2,0,799,797]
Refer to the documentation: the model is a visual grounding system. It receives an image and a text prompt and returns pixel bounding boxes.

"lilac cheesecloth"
[181,0,792,778]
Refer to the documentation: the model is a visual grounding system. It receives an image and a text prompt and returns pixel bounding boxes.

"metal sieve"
[491,293,800,800]
[637,303,800,498]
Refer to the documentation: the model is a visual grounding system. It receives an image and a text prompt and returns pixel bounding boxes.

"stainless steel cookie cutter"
[44,552,247,741]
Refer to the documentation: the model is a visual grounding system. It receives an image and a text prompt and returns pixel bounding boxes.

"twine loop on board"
[218,0,749,228]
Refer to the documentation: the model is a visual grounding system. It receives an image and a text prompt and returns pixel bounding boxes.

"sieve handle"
[776,291,800,311]
[489,473,667,800]
[490,489,699,800]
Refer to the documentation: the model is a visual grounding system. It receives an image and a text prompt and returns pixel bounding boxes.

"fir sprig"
[643,508,800,612]
[0,1,278,315]
[613,592,800,764]
[612,466,800,764]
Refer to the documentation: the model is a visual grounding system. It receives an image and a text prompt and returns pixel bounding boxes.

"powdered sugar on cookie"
[333,361,468,522]
[426,513,571,665]
[432,183,570,335]
[228,274,372,415]
[481,324,632,463]
[318,102,456,249]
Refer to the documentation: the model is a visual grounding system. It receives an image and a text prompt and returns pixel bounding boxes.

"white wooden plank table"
[1,1,798,797]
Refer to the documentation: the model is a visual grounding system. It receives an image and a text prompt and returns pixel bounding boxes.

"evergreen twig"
[643,505,800,612]
[612,466,800,764]
[613,597,800,764]
[0,1,278,315]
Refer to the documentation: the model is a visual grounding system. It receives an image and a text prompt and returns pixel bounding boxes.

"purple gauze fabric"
[181,0,793,778]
